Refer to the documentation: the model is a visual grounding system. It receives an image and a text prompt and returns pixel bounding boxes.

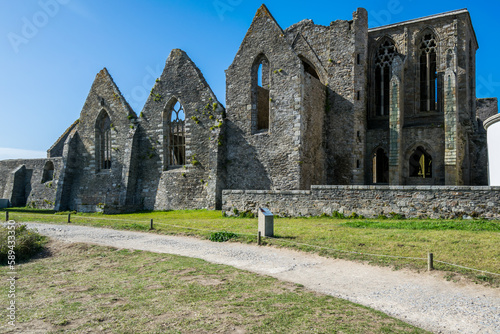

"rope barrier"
[6,212,499,277]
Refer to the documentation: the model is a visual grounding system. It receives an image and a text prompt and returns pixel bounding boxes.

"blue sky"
[1,0,499,160]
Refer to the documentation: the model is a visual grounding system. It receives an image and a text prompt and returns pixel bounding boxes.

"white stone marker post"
[258,208,274,237]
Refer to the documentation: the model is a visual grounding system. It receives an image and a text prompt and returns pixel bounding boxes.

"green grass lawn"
[0,240,429,333]
[3,208,500,286]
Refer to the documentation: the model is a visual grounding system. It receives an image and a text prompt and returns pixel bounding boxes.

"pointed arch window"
[41,161,54,183]
[96,110,112,170]
[372,148,389,183]
[164,99,185,168]
[301,58,320,80]
[252,55,270,133]
[419,33,438,111]
[375,40,397,116]
[409,146,432,178]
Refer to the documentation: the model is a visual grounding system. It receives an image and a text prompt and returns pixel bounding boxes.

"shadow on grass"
[272,234,297,240]
[1,208,56,214]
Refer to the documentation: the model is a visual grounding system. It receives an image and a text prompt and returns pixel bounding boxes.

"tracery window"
[164,99,185,168]
[96,110,112,170]
[409,146,432,178]
[419,33,438,111]
[375,40,397,116]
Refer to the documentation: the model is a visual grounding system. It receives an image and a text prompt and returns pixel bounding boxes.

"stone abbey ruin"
[1,5,500,218]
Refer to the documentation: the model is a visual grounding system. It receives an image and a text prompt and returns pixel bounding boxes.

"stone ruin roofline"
[368,8,477,48]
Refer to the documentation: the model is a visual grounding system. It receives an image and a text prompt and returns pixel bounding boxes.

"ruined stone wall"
[60,69,140,212]
[300,72,326,188]
[137,49,224,211]
[0,158,62,209]
[225,6,303,191]
[225,6,368,190]
[223,185,500,219]
[367,10,482,185]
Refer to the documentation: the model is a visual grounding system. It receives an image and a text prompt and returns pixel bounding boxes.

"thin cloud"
[0,148,46,160]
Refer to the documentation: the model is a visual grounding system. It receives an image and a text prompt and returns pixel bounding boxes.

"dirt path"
[25,223,499,334]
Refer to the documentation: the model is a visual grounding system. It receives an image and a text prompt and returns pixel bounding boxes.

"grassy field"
[0,240,429,333]
[3,208,500,286]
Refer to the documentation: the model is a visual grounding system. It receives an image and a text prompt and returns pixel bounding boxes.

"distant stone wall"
[0,158,62,209]
[222,185,500,219]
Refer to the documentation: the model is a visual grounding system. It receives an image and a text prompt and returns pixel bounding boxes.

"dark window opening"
[96,110,112,170]
[357,53,361,65]
[41,161,54,183]
[302,60,320,80]
[164,100,185,167]
[372,148,389,183]
[375,40,397,116]
[419,33,438,111]
[409,146,432,178]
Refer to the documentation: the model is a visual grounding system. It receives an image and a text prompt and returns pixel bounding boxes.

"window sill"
[164,166,187,172]
[253,129,269,136]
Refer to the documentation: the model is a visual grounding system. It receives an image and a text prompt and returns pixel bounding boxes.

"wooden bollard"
[67,213,71,224]
[5,211,9,222]
[428,253,434,271]
[150,219,153,230]
[258,231,261,246]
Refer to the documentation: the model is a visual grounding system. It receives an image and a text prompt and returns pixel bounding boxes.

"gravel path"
[25,223,499,334]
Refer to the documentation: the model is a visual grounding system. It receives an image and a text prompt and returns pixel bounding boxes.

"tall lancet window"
[375,40,397,116]
[419,32,438,111]
[252,54,270,132]
[164,99,185,168]
[96,110,112,170]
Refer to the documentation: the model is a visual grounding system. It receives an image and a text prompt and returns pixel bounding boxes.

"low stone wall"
[222,185,500,219]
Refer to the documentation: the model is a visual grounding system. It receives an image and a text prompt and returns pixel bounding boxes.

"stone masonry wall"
[223,185,500,219]
[137,49,225,211]
[367,10,485,185]
[60,68,139,212]
[0,158,62,209]
[300,72,326,188]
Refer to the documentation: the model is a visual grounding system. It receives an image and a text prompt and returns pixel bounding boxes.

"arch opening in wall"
[252,54,270,133]
[372,148,389,183]
[300,56,320,81]
[374,39,397,116]
[409,146,432,178]
[41,161,54,183]
[96,110,112,171]
[163,98,185,169]
[419,31,439,112]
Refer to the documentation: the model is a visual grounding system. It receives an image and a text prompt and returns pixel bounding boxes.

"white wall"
[485,114,500,185]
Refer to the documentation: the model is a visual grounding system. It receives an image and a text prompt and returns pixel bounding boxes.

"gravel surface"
[25,223,500,334]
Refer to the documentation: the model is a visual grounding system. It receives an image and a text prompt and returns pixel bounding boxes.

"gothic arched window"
[372,148,389,183]
[164,99,185,168]
[375,40,397,116]
[96,110,112,170]
[409,146,432,178]
[419,32,438,111]
[252,54,270,132]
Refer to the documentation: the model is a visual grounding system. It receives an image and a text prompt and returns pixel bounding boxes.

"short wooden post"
[428,252,434,271]
[258,231,261,246]
[67,213,71,224]
[5,211,9,222]
[150,219,154,230]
